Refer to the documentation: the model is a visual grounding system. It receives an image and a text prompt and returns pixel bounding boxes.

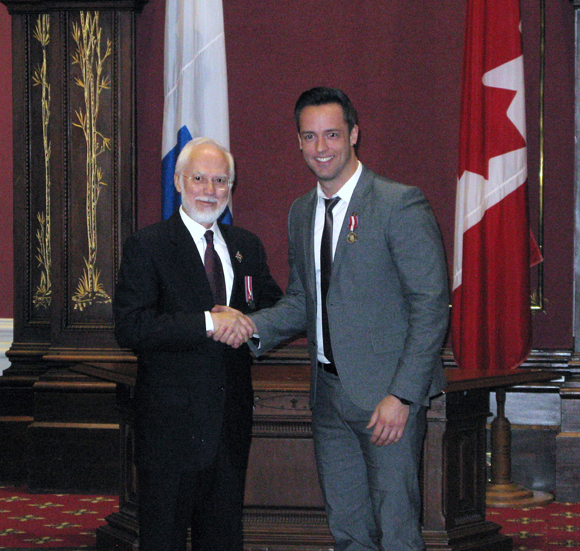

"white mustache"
[196,196,219,204]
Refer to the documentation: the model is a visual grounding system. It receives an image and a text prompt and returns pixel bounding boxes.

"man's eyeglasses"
[178,173,232,190]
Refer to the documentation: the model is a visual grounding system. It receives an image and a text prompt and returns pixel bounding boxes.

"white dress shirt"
[179,206,234,331]
[315,161,363,363]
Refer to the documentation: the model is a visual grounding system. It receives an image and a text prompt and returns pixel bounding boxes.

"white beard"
[184,196,228,226]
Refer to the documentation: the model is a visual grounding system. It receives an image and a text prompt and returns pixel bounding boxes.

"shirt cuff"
[205,311,214,332]
[393,394,412,406]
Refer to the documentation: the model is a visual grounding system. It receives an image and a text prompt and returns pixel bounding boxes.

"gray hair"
[174,137,235,181]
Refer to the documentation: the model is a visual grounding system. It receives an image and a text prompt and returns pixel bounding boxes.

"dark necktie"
[321,197,340,363]
[204,230,226,305]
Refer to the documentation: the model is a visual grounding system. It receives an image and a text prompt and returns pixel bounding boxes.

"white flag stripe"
[460,149,527,231]
[453,148,527,291]
[162,0,229,154]
[161,0,230,219]
[164,36,224,100]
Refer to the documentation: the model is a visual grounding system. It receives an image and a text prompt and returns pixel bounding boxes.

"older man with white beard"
[113,137,281,551]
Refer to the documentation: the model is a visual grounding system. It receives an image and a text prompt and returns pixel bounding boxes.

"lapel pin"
[235,251,243,263]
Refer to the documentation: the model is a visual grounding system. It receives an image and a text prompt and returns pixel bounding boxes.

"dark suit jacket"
[250,166,449,409]
[114,212,281,472]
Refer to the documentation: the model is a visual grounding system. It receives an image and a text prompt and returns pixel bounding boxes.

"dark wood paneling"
[0,0,144,487]
[28,367,119,493]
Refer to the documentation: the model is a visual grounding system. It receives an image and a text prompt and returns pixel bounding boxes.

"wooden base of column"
[27,368,119,493]
[556,374,580,502]
[487,388,554,508]
[486,483,554,508]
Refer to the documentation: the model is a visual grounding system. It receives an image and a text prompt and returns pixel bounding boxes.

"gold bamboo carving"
[32,14,52,308]
[71,11,112,311]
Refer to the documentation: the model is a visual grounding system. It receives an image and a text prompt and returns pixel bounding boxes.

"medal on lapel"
[347,212,358,243]
[245,276,256,310]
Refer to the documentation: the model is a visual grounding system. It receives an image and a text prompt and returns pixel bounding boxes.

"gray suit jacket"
[250,165,449,409]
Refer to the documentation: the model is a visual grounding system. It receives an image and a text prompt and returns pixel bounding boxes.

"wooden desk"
[74,360,555,551]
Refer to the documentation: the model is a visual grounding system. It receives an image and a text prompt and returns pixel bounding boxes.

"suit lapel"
[168,212,214,307]
[331,167,373,275]
[303,192,319,300]
[220,224,245,309]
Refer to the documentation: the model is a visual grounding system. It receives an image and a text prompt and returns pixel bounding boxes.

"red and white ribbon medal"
[245,276,255,309]
[347,213,358,243]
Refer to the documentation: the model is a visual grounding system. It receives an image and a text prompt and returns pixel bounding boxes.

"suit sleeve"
[113,233,208,353]
[386,186,449,403]
[249,203,309,355]
[253,237,283,311]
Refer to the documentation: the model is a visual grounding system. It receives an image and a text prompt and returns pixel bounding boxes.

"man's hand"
[210,305,257,349]
[366,394,410,447]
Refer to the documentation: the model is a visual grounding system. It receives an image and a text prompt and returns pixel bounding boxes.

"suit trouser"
[137,439,246,551]
[312,368,427,551]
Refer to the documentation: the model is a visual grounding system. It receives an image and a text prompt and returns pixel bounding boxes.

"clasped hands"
[209,305,257,349]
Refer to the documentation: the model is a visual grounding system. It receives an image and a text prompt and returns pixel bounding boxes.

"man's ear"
[350,125,359,147]
[297,132,303,150]
[174,173,181,193]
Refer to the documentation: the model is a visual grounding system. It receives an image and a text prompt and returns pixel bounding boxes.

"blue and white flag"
[161,0,231,222]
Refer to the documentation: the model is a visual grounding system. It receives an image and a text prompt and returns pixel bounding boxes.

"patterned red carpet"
[0,485,118,550]
[1,485,579,549]
[488,502,580,550]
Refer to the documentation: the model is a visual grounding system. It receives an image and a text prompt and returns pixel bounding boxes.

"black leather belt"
[317,360,338,375]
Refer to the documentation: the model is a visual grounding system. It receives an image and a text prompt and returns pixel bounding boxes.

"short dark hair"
[294,87,358,133]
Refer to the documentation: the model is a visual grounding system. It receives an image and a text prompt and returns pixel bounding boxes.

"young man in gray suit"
[214,87,449,550]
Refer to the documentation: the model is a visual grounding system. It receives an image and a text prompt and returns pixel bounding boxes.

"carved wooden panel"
[2,0,144,367]
[8,10,54,369]
[48,7,137,357]
[0,0,146,489]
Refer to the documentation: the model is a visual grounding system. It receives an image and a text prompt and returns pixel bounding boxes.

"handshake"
[209,305,257,349]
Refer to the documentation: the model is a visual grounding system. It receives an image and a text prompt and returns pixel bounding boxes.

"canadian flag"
[451,0,541,375]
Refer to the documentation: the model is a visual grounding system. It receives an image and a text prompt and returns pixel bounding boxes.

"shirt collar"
[316,161,362,205]
[179,206,225,244]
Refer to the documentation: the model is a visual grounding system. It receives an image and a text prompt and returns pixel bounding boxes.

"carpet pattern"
[488,502,580,550]
[0,486,118,550]
[1,485,579,550]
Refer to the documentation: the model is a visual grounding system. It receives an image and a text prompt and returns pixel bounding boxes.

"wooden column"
[572,2,580,363]
[0,0,144,490]
[421,386,510,551]
[486,388,553,507]
[556,378,580,500]
[561,0,580,501]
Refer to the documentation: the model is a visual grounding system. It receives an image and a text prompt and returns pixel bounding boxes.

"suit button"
[218,386,225,392]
